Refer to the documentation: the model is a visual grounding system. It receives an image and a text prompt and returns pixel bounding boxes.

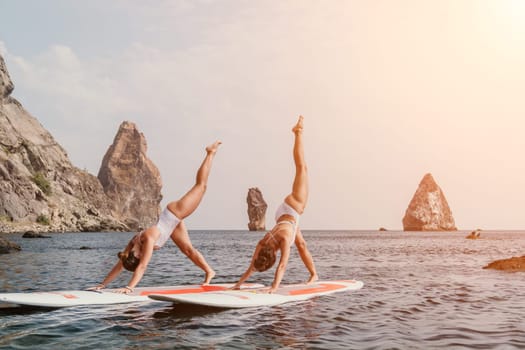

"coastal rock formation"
[0,237,21,254]
[0,54,127,233]
[402,173,457,231]
[483,256,525,272]
[22,231,51,238]
[247,187,267,231]
[98,121,162,230]
[0,56,14,102]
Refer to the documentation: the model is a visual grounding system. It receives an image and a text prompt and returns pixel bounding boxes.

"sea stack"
[247,187,268,231]
[98,121,162,230]
[402,173,457,231]
[0,54,126,233]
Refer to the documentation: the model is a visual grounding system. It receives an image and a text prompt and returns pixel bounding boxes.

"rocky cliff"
[0,54,126,233]
[402,173,457,231]
[247,187,267,231]
[98,121,162,230]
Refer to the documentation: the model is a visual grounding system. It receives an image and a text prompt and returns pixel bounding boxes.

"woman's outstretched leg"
[285,116,308,214]
[171,221,216,284]
[167,141,221,219]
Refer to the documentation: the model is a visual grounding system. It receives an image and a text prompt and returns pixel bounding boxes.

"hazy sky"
[1,1,525,230]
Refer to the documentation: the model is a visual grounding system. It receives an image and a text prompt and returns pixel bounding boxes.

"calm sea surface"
[1,230,525,349]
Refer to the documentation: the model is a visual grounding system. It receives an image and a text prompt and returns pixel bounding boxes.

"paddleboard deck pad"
[149,280,363,308]
[0,283,262,308]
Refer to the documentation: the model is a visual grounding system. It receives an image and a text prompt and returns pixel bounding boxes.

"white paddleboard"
[148,280,363,308]
[0,283,262,308]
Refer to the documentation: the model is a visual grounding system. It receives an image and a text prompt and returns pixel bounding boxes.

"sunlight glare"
[500,0,525,31]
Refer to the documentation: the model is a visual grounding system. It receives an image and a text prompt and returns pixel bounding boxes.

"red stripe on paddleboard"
[139,285,227,296]
[287,283,346,296]
[213,292,251,300]
[46,292,79,299]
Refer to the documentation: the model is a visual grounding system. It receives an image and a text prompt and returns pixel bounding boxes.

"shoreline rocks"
[0,237,21,254]
[22,231,51,238]
[0,54,137,233]
[483,256,525,272]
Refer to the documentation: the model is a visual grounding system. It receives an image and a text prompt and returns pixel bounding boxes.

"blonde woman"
[233,116,318,293]
[90,141,221,294]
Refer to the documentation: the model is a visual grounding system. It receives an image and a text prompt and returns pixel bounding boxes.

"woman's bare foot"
[202,269,216,285]
[306,273,318,285]
[292,116,304,134]
[206,141,222,154]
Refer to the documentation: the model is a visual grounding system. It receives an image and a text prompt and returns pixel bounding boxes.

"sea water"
[1,230,525,349]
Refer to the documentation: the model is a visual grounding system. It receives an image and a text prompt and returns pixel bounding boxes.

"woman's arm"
[101,260,125,286]
[116,235,155,293]
[232,265,255,290]
[87,260,124,290]
[87,237,137,290]
[232,241,264,289]
[268,241,291,293]
[295,228,318,284]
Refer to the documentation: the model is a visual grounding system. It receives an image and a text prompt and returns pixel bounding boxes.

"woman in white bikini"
[90,141,221,294]
[232,116,318,293]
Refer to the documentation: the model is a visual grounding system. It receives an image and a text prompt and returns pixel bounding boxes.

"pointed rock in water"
[466,230,481,239]
[0,54,127,233]
[98,121,162,230]
[402,173,457,231]
[247,187,267,231]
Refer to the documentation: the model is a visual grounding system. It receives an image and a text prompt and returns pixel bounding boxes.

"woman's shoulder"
[140,227,160,240]
[273,225,294,239]
[274,221,295,231]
